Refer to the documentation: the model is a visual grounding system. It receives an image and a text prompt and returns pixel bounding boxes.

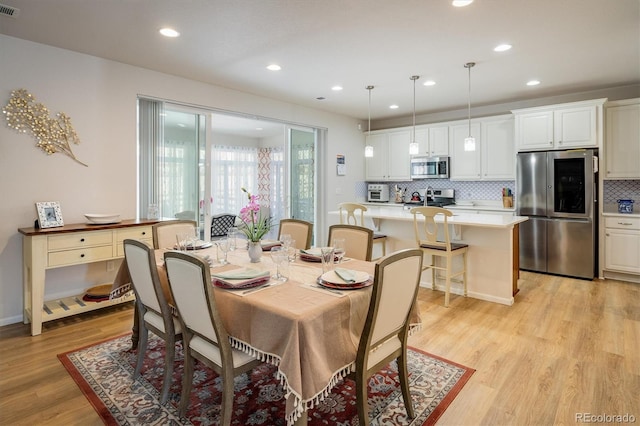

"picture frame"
[36,201,64,228]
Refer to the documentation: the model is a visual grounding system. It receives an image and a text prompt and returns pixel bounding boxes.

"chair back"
[211,214,237,239]
[357,249,423,370]
[164,252,227,346]
[279,219,313,250]
[327,224,373,261]
[123,239,172,326]
[410,206,454,250]
[152,220,197,249]
[338,202,367,226]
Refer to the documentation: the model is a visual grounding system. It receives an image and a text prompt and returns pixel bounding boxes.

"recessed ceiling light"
[256,127,263,131]
[452,0,473,7]
[389,105,399,109]
[423,80,436,86]
[527,80,541,86]
[494,44,512,52]
[332,86,343,91]
[266,64,281,71]
[159,28,180,37]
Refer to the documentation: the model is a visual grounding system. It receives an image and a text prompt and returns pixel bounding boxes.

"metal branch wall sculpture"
[3,89,88,167]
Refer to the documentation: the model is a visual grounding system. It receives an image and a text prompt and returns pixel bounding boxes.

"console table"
[18,219,159,336]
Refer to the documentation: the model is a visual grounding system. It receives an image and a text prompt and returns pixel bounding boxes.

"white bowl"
[84,213,121,224]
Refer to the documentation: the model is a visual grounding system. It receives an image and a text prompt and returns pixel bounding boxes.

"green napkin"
[212,268,269,280]
[334,268,356,283]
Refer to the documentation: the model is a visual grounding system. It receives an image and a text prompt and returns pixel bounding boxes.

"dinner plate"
[320,269,370,285]
[316,276,373,290]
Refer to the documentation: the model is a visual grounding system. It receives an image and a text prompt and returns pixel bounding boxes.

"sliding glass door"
[288,127,316,226]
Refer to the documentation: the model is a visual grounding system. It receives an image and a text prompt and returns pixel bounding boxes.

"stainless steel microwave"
[410,156,450,179]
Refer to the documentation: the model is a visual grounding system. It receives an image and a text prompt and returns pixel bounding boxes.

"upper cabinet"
[513,98,606,152]
[415,125,449,157]
[449,115,515,181]
[605,98,640,179]
[365,130,411,181]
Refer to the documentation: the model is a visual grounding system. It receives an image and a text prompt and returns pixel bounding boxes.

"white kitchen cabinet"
[415,125,449,157]
[604,216,640,274]
[450,116,514,181]
[605,98,640,179]
[365,130,411,181]
[513,99,605,152]
[481,116,515,180]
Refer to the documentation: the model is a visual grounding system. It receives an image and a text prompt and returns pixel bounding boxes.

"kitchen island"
[328,206,528,305]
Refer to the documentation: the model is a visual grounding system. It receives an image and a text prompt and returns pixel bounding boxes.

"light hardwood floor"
[1,271,638,425]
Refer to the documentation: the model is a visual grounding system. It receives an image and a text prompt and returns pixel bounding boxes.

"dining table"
[111,241,420,426]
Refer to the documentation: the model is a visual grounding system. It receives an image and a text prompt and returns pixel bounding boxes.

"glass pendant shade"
[464,136,476,151]
[464,62,476,152]
[364,85,374,157]
[409,141,419,155]
[409,75,420,155]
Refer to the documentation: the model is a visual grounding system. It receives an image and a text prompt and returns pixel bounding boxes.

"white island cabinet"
[19,219,159,336]
[328,208,527,305]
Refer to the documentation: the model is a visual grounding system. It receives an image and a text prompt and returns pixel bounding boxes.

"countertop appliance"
[410,156,449,179]
[517,149,598,279]
[367,183,390,203]
[404,188,455,209]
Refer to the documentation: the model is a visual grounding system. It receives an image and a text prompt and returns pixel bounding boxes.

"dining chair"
[210,213,237,240]
[338,202,387,259]
[410,206,468,307]
[152,219,197,249]
[327,224,373,261]
[163,251,262,422]
[123,239,182,405]
[352,248,423,426]
[278,218,313,250]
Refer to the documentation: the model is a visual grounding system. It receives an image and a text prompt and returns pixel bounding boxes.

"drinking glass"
[287,239,297,262]
[227,226,239,251]
[176,233,190,252]
[216,238,230,265]
[332,238,346,264]
[320,247,335,274]
[280,233,292,248]
[271,246,289,281]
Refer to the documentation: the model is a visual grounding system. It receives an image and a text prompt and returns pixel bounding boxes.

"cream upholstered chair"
[410,206,468,307]
[338,202,387,259]
[278,218,313,250]
[327,224,373,261]
[123,239,182,405]
[210,213,236,240]
[163,251,262,422]
[152,219,197,249]
[352,248,423,426]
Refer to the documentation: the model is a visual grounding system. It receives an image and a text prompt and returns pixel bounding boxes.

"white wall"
[0,35,365,325]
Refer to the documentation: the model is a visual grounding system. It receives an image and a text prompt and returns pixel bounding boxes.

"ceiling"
[1,0,638,122]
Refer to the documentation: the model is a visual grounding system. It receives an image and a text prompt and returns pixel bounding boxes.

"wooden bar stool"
[337,202,387,260]
[410,206,468,307]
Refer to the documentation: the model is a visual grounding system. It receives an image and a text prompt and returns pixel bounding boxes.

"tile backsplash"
[356,179,640,203]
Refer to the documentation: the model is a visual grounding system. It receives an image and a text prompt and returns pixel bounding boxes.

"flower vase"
[248,241,262,263]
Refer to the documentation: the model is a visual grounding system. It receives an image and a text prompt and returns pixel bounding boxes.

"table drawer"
[115,226,153,243]
[48,231,113,250]
[605,216,640,230]
[115,238,153,257]
[48,245,114,267]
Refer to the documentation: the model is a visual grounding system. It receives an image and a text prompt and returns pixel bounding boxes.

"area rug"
[58,334,474,425]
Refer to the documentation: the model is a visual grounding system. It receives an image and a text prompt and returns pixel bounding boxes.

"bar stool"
[410,206,468,307]
[337,202,387,260]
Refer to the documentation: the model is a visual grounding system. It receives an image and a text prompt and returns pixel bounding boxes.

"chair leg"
[445,259,452,308]
[179,346,194,417]
[397,353,415,419]
[431,256,437,290]
[463,252,468,297]
[134,323,148,379]
[355,371,370,426]
[220,365,235,426]
[159,333,175,405]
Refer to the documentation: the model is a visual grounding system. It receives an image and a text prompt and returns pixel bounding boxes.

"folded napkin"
[334,268,356,283]
[212,268,269,280]
[301,248,325,256]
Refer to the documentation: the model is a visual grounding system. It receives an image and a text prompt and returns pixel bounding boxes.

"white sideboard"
[19,219,158,335]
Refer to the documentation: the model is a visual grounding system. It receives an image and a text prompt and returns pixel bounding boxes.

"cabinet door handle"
[142,231,146,235]
[549,141,553,145]
[80,253,85,258]
[617,222,633,226]
[80,238,85,242]
[558,140,562,144]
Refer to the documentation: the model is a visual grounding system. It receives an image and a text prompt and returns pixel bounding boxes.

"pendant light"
[364,85,374,158]
[409,75,420,155]
[464,62,476,152]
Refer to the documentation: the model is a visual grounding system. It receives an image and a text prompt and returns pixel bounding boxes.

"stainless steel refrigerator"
[516,149,598,279]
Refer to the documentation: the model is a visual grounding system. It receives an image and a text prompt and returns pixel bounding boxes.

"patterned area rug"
[58,334,474,425]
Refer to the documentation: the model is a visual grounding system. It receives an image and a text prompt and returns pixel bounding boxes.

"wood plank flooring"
[1,271,638,425]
